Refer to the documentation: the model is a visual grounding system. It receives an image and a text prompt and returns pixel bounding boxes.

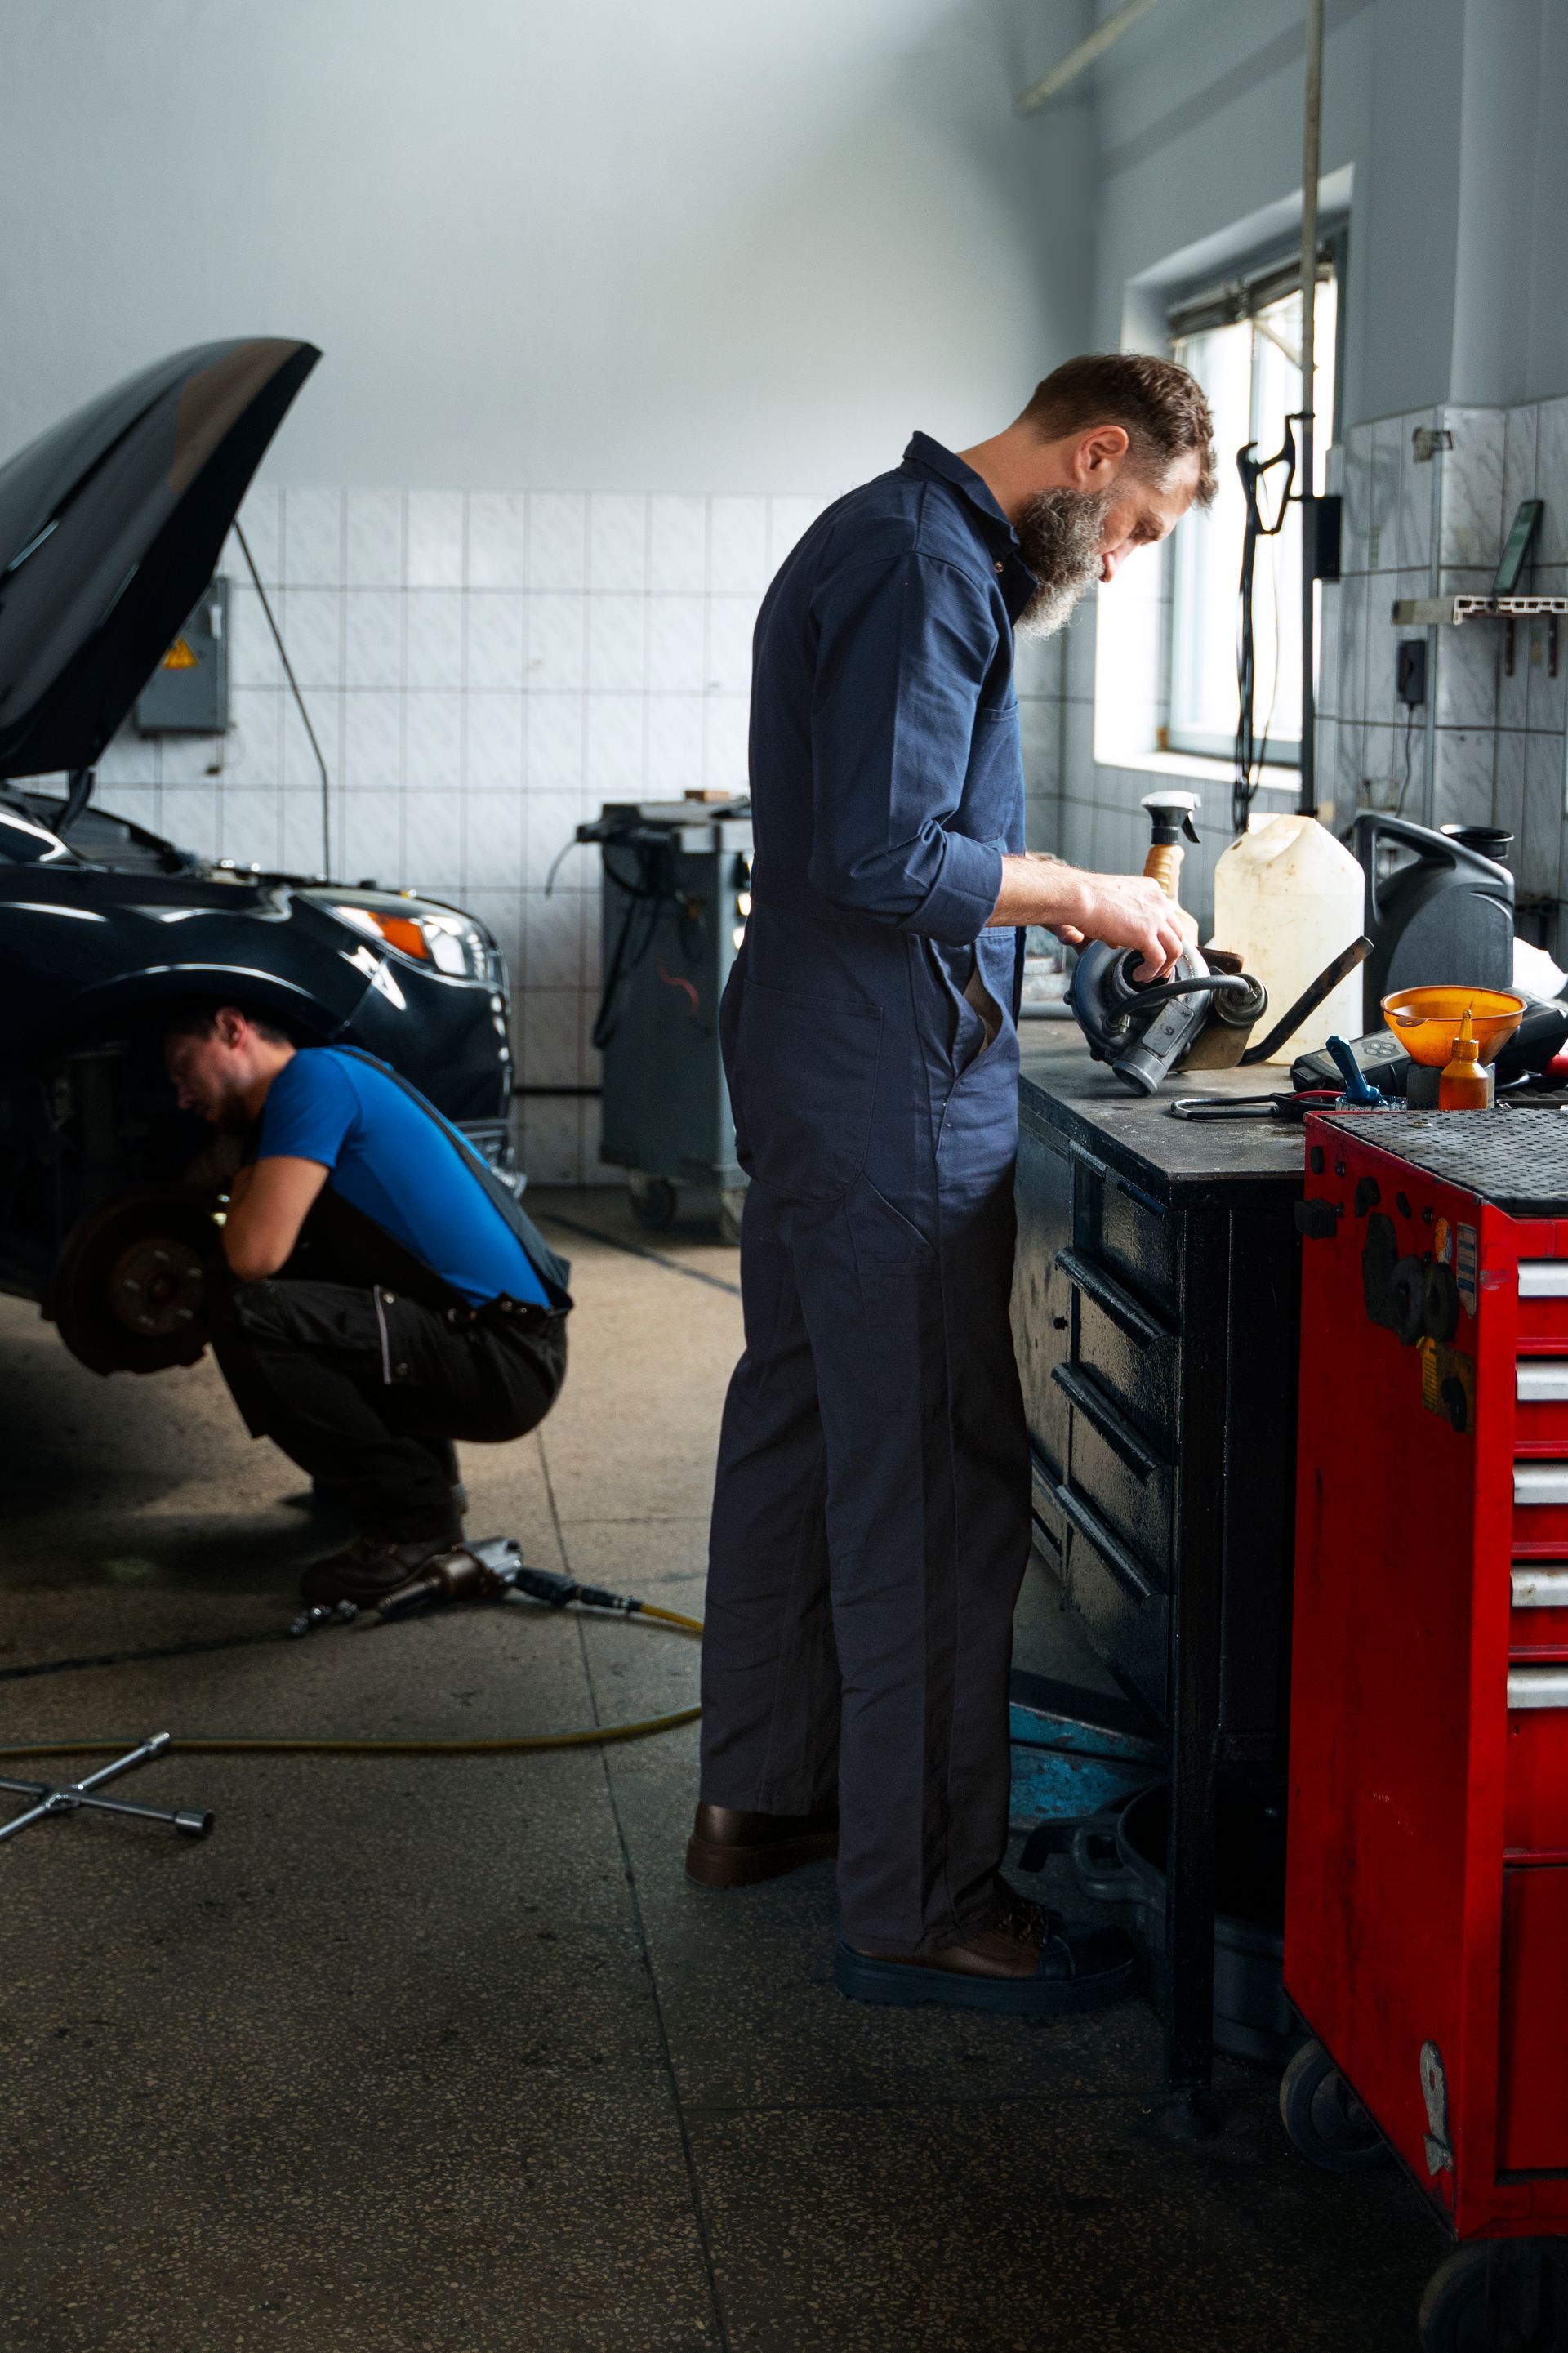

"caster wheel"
[1418,2241,1566,2353]
[1418,2248,1490,2353]
[1279,2039,1390,2173]
[716,1191,746,1246]
[629,1175,678,1231]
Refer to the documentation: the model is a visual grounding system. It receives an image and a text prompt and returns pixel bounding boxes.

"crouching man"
[163,1004,570,1605]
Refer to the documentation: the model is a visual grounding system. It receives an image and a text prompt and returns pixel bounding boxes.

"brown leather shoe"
[836,1885,1137,2016]
[299,1534,457,1607]
[685,1802,838,1890]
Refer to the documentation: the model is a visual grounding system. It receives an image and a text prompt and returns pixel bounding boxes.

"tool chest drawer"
[1498,1868,1568,2174]
[1512,1357,1568,1450]
[1512,1464,1568,1549]
[1515,1259,1568,1345]
[1510,1562,1568,1653]
[1504,1676,1568,1851]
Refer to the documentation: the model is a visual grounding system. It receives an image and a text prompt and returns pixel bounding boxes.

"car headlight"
[328,900,490,979]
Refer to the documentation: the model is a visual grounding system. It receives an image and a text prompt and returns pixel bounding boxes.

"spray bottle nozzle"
[1139,790,1201,846]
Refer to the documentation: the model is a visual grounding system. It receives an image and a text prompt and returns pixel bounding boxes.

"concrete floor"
[1,1188,1443,2352]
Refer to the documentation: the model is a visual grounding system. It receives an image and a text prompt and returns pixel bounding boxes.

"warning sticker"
[160,637,198,671]
[1456,1224,1478,1317]
[1420,1339,1475,1435]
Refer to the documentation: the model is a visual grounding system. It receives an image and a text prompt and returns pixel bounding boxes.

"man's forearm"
[983,853,1194,982]
[984,853,1083,930]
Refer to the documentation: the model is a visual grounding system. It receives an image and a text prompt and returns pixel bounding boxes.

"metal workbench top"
[1018,1032,1306,1208]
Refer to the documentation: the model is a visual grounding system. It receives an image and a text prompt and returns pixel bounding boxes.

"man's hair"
[161,1000,294,1048]
[1022,353,1217,510]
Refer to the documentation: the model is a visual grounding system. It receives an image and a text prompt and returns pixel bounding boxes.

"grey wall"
[0,0,1091,491]
[1089,0,1471,433]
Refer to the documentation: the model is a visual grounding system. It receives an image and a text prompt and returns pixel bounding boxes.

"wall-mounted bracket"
[1391,594,1567,679]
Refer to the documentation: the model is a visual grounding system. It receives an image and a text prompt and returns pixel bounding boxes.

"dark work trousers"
[701,903,1032,1956]
[208,1189,566,1544]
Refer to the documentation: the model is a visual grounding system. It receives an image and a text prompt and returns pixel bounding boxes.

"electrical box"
[134,577,229,735]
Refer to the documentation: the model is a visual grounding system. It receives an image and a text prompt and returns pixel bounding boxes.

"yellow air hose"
[0,1599,704,1763]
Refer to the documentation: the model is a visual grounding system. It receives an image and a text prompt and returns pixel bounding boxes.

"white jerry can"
[1211,814,1366,1062]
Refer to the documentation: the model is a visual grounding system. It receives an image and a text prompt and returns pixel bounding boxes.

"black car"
[0,339,514,1375]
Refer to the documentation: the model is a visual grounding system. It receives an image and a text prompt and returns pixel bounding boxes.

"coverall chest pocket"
[733,978,882,1202]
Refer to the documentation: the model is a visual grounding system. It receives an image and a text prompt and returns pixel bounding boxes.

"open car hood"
[0,338,320,785]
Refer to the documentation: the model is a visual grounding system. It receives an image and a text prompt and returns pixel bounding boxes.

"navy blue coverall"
[702,434,1040,1954]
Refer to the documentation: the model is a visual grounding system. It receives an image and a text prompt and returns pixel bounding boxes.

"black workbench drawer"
[1085,1164,1180,1319]
[1056,1362,1174,1586]
[1055,1478,1169,1720]
[1061,1246,1180,1455]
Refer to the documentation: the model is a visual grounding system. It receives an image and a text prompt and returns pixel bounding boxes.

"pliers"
[1169,1088,1341,1122]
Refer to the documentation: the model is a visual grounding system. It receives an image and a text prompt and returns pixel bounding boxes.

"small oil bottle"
[1439,1009,1493,1109]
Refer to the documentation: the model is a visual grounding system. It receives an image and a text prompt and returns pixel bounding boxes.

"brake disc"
[51,1188,220,1375]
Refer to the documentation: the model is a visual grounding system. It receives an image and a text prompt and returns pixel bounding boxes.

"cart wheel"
[1279,2039,1390,2173]
[1418,2241,1567,2353]
[629,1176,678,1231]
[716,1191,745,1246]
[1420,2247,1514,2353]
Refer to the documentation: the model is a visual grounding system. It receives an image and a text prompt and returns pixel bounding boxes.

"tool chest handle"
[1511,1566,1568,1607]
[1515,1466,1568,1506]
[1508,1666,1568,1709]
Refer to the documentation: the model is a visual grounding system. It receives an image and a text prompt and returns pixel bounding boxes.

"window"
[1165,251,1339,768]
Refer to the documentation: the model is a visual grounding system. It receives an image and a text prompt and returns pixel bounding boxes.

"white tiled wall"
[94,485,826,1183]
[1318,399,1568,952]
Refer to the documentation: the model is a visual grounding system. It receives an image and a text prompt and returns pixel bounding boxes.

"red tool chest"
[1286,1106,1568,2334]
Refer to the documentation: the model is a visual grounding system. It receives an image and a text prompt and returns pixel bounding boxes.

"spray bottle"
[1139,790,1201,910]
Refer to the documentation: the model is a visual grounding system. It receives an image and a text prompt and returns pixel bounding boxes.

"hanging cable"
[1232,417,1298,838]
[234,520,333,876]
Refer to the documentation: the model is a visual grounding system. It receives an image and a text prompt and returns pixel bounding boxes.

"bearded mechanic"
[686,352,1217,2016]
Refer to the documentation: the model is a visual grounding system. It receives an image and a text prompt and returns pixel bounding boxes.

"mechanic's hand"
[1051,872,1196,983]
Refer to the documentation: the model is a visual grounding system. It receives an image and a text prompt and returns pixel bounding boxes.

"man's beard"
[1013,487,1113,638]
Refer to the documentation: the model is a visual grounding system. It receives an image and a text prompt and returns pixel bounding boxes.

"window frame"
[1162,230,1347,773]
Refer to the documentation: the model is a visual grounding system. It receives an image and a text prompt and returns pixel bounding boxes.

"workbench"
[1013,1034,1306,2119]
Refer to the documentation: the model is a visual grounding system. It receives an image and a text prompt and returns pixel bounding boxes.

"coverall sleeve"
[807,551,1005,944]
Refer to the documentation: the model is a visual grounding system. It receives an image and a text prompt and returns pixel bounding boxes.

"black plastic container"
[1354,811,1515,1011]
[1071,1779,1301,2067]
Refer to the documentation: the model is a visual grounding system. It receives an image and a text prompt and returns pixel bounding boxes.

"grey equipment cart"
[577,795,752,1241]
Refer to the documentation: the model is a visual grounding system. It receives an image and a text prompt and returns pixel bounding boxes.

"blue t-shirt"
[257,1049,547,1308]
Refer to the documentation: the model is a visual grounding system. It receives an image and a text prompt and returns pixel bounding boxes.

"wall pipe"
[1298,0,1325,818]
[1015,0,1167,114]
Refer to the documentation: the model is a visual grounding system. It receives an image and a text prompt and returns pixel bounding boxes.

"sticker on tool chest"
[1455,1223,1478,1317]
[1419,1338,1474,1435]
[1433,1217,1451,1266]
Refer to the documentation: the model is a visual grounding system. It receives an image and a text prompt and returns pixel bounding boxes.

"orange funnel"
[1380,985,1527,1067]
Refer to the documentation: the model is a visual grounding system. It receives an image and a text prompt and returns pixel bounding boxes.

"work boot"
[299,1534,457,1607]
[834,1883,1138,2017]
[685,1802,839,1889]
